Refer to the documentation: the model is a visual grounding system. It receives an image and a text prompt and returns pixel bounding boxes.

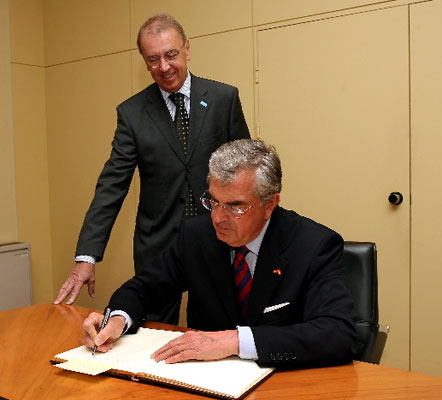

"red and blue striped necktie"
[233,246,252,318]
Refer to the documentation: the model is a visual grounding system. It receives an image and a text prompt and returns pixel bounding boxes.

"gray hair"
[137,14,187,55]
[208,139,282,204]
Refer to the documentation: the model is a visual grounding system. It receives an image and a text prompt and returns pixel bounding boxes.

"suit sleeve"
[75,105,138,261]
[106,229,186,331]
[251,233,358,367]
[228,87,250,140]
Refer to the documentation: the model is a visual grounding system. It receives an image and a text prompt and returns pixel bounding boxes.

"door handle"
[388,192,403,205]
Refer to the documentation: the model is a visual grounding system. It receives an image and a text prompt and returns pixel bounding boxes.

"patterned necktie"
[233,246,252,318]
[169,92,197,217]
[169,92,189,154]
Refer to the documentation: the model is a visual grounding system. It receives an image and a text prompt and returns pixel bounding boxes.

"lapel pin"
[273,268,282,276]
[200,101,208,107]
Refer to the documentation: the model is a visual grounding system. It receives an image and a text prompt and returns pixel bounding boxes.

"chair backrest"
[342,241,385,363]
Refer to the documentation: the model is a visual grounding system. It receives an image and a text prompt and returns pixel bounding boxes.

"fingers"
[54,280,74,304]
[82,313,126,353]
[66,280,90,305]
[96,316,126,346]
[151,330,239,364]
[151,335,190,363]
[82,312,102,348]
[66,281,83,305]
[87,274,96,298]
[54,262,95,305]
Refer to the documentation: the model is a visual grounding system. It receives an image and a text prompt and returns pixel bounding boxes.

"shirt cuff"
[237,326,258,360]
[110,310,133,335]
[75,255,96,265]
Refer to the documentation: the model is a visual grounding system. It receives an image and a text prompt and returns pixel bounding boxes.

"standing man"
[82,139,357,368]
[54,14,250,324]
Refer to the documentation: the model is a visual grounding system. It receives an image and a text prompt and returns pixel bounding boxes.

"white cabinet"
[0,242,32,311]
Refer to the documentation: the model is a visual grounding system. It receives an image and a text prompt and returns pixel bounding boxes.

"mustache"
[214,221,234,229]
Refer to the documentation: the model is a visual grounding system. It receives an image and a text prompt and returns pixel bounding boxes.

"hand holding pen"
[92,307,111,356]
[81,308,126,354]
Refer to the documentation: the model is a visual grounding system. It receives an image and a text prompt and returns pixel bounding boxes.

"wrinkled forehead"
[208,172,258,205]
[140,28,183,54]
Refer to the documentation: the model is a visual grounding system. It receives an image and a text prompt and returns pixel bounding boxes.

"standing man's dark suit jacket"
[75,75,250,311]
[108,206,358,368]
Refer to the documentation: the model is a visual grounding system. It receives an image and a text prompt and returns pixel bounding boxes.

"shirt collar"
[244,218,271,257]
[159,70,191,101]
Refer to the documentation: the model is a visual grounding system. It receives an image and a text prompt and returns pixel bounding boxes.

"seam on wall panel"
[43,49,133,68]
[407,3,412,373]
[10,62,46,68]
[254,0,432,34]
[38,26,256,68]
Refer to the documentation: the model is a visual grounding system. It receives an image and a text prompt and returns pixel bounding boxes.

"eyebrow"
[147,47,180,56]
[209,192,247,207]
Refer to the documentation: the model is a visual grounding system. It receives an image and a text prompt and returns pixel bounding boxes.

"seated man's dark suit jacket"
[75,74,249,322]
[108,206,358,367]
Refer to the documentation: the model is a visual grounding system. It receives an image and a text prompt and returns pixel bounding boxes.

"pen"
[92,307,111,356]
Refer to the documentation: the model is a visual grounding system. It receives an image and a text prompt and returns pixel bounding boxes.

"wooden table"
[1,303,442,399]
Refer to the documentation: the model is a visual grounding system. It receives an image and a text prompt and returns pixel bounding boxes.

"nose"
[211,206,230,224]
[159,57,170,71]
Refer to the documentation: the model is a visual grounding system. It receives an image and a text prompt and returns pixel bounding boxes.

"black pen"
[92,307,111,356]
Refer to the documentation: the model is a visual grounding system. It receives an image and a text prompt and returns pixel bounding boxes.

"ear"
[185,39,191,61]
[264,193,280,219]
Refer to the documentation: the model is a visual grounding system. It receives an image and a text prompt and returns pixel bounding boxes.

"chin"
[215,231,235,246]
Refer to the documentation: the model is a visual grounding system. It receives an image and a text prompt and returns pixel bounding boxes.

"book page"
[55,328,183,373]
[54,328,273,399]
[54,358,114,376]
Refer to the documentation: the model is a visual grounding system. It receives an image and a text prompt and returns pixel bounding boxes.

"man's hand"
[82,312,126,353]
[151,330,239,364]
[54,262,95,305]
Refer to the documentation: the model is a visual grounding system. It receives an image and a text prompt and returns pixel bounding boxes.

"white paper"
[54,358,114,375]
[54,328,273,399]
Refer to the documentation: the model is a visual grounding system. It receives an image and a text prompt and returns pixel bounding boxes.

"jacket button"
[269,353,276,361]
[283,353,290,360]
[290,353,297,360]
[186,167,191,173]
[276,353,283,361]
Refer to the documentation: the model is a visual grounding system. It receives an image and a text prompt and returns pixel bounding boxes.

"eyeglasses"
[199,191,253,219]
[145,44,185,69]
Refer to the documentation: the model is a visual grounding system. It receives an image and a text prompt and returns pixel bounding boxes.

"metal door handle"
[388,192,403,205]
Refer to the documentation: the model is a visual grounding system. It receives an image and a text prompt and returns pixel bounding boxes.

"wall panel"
[9,0,45,66]
[410,0,442,376]
[130,0,252,44]
[253,0,398,25]
[188,28,255,136]
[131,48,153,94]
[12,64,53,303]
[46,52,135,309]
[0,0,17,244]
[44,0,131,65]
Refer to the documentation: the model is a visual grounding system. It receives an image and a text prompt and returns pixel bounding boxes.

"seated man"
[82,139,357,367]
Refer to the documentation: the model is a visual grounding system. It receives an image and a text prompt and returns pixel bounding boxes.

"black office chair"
[342,241,388,364]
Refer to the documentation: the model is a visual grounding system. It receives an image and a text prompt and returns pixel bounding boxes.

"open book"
[52,327,274,400]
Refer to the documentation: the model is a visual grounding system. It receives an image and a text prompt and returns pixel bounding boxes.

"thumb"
[95,331,107,346]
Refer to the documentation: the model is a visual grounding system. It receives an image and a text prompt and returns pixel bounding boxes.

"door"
[256,6,410,369]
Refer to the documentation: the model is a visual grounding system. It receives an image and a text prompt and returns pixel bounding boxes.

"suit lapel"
[187,75,210,160]
[144,84,186,163]
[245,208,292,325]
